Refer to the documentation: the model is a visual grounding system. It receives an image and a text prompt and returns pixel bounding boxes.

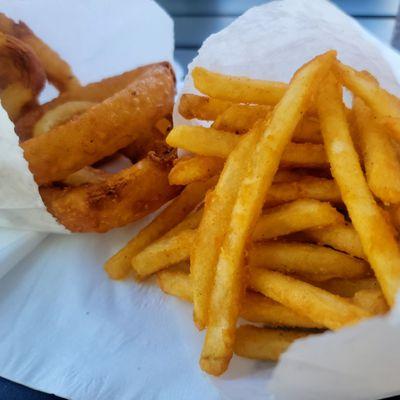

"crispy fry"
[249,267,370,330]
[16,62,171,139]
[167,126,327,168]
[104,178,213,279]
[40,158,179,233]
[265,177,341,206]
[0,32,45,119]
[304,223,365,259]
[200,51,336,376]
[317,73,400,306]
[179,93,234,120]
[22,63,175,185]
[157,270,321,328]
[352,288,389,315]
[169,156,224,185]
[33,101,95,137]
[317,278,379,297]
[192,125,263,330]
[353,97,400,203]
[132,229,196,278]
[0,13,79,91]
[249,241,370,280]
[192,67,287,105]
[334,60,400,141]
[234,325,310,361]
[253,199,344,241]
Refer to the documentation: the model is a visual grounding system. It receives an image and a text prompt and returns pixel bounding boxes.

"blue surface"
[2,0,400,399]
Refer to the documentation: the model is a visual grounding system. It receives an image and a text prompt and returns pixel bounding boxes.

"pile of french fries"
[106,49,400,376]
[0,13,179,233]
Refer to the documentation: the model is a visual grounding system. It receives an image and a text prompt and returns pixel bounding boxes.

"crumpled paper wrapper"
[1,0,400,399]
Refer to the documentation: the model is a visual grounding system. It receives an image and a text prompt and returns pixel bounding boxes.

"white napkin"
[1,1,400,399]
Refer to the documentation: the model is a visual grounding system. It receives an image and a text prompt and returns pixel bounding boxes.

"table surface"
[1,0,400,399]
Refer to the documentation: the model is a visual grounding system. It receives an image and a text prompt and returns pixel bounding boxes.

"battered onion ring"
[16,62,171,140]
[0,32,45,120]
[22,62,175,185]
[40,157,180,233]
[0,12,79,92]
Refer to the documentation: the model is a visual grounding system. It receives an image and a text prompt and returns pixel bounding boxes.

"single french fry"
[249,268,370,330]
[317,73,400,306]
[265,177,341,206]
[353,97,400,203]
[132,229,196,278]
[334,60,400,141]
[192,125,263,330]
[167,126,327,168]
[192,67,287,105]
[104,179,213,280]
[200,51,336,376]
[179,94,234,120]
[249,241,370,280]
[234,325,310,361]
[317,278,379,297]
[352,288,389,315]
[157,270,321,328]
[272,169,309,183]
[169,156,224,185]
[253,199,344,241]
[304,223,365,259]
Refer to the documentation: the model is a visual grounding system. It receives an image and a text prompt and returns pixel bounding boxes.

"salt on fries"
[105,50,400,376]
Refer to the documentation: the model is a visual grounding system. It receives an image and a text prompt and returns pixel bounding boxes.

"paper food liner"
[1,0,400,399]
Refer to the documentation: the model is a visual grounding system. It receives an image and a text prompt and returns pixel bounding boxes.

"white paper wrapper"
[1,1,400,399]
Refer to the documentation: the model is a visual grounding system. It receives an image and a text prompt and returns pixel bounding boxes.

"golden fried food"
[22,63,175,185]
[0,12,79,92]
[40,157,179,232]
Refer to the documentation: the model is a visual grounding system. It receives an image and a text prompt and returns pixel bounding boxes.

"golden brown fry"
[167,126,327,168]
[0,13,79,92]
[22,63,175,185]
[0,32,45,120]
[353,97,400,203]
[33,101,95,137]
[179,93,234,120]
[334,60,400,141]
[249,241,370,280]
[304,223,365,259]
[317,278,379,297]
[132,229,196,278]
[352,288,389,315]
[40,157,179,233]
[249,267,370,330]
[317,73,400,306]
[234,325,310,361]
[253,199,344,241]
[200,51,336,376]
[157,270,321,328]
[169,156,224,185]
[104,178,213,279]
[192,125,263,330]
[192,67,287,105]
[265,177,341,207]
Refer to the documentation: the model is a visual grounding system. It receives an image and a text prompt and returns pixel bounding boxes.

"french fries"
[200,51,336,376]
[352,288,389,315]
[317,278,379,298]
[192,66,287,105]
[104,179,213,279]
[167,125,328,168]
[234,325,310,361]
[317,73,400,306]
[249,268,370,330]
[249,241,370,280]
[23,63,175,185]
[169,156,224,185]
[353,97,400,203]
